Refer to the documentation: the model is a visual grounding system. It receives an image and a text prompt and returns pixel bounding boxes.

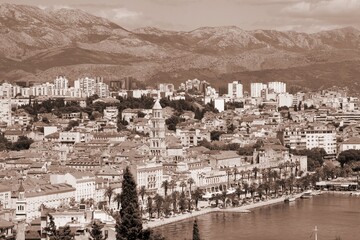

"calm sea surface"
[156,193,360,240]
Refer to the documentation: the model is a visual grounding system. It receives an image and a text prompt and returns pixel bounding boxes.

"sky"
[1,0,360,32]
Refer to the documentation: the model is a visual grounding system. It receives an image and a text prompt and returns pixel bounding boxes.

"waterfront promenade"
[144,193,303,229]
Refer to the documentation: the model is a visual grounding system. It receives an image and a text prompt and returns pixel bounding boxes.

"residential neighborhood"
[0,77,359,240]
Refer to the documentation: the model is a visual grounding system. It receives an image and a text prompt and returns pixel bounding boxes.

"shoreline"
[144,193,304,229]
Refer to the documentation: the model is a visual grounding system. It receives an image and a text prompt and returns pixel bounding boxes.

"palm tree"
[235,185,242,200]
[180,181,187,193]
[192,188,203,210]
[154,194,164,218]
[169,180,177,193]
[221,190,227,208]
[105,186,114,206]
[113,193,121,210]
[226,168,232,187]
[261,169,268,183]
[242,182,249,198]
[147,196,153,219]
[139,186,146,203]
[161,180,169,196]
[263,181,271,199]
[249,182,257,200]
[246,170,252,181]
[274,179,281,197]
[240,170,246,181]
[171,190,179,213]
[295,161,300,177]
[253,167,259,180]
[187,178,195,196]
[233,167,239,182]
[278,163,285,179]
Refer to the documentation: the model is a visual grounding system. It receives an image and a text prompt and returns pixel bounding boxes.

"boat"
[350,192,360,196]
[284,195,296,202]
[301,191,313,199]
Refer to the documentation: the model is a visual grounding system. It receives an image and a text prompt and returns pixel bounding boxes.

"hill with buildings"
[0,4,360,91]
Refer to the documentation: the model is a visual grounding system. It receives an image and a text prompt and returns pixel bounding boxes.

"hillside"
[0,4,360,92]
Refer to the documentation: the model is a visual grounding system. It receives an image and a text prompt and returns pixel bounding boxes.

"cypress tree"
[192,220,201,240]
[116,167,143,240]
[89,221,107,240]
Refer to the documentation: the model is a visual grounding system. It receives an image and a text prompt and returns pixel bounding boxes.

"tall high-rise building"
[0,99,12,125]
[149,99,166,156]
[228,81,243,98]
[251,83,267,98]
[54,76,69,96]
[268,82,286,94]
[74,77,108,98]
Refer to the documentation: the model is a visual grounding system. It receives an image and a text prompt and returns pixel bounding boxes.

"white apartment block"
[15,183,75,220]
[158,83,175,93]
[176,128,211,148]
[268,82,286,94]
[339,137,360,152]
[50,172,96,202]
[277,93,294,107]
[214,98,225,112]
[53,76,69,96]
[281,127,336,155]
[0,99,12,125]
[0,186,11,209]
[228,81,243,99]
[306,129,336,155]
[74,77,109,98]
[251,83,267,98]
[104,106,119,123]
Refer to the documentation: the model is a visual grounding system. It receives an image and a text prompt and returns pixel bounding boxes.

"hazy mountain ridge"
[0,3,360,91]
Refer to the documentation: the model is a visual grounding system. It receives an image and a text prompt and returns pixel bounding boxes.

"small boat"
[284,195,296,202]
[301,191,312,199]
[350,192,360,196]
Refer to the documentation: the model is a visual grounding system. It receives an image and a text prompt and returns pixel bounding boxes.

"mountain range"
[1,3,360,92]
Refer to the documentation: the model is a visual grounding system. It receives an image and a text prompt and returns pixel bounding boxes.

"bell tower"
[16,178,27,219]
[150,99,166,156]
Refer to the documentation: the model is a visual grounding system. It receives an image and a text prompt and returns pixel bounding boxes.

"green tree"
[154,194,164,218]
[171,191,179,213]
[161,180,169,197]
[105,186,114,206]
[179,191,186,213]
[89,221,108,240]
[192,188,202,210]
[180,181,187,193]
[115,167,143,240]
[187,178,195,196]
[147,196,153,219]
[113,193,122,210]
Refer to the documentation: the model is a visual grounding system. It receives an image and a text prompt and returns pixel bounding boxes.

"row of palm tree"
[161,178,196,197]
[144,187,203,219]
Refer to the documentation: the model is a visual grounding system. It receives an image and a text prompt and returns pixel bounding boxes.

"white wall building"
[0,99,12,125]
[277,93,294,107]
[214,98,225,112]
[50,172,96,202]
[251,83,267,98]
[228,81,243,99]
[268,82,286,94]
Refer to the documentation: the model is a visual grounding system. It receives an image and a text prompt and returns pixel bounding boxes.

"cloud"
[283,0,360,18]
[37,5,73,10]
[98,8,142,22]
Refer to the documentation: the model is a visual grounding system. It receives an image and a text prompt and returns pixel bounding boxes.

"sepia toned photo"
[0,1,359,239]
